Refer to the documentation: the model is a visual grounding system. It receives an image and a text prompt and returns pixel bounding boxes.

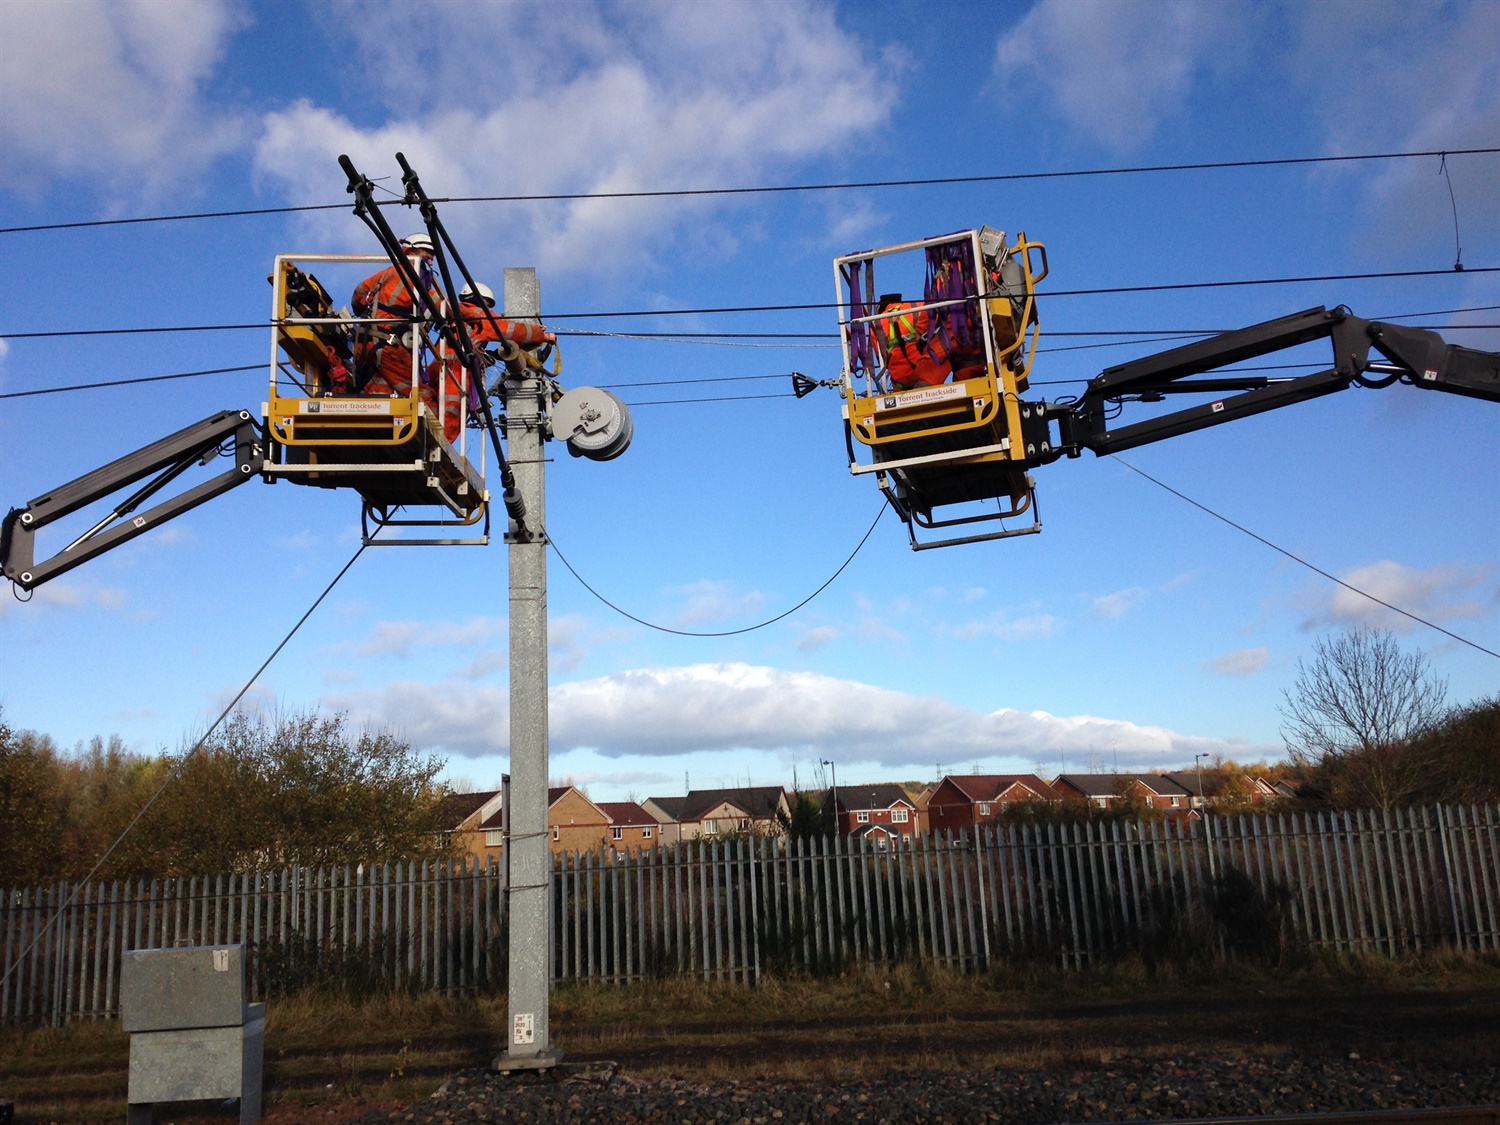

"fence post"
[1433,804,1464,950]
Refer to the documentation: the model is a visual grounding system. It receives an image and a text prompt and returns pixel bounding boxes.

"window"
[611,827,623,840]
[740,818,750,829]
[1096,797,1108,808]
[642,826,653,838]
[892,808,909,824]
[551,826,560,841]
[856,811,870,824]
[978,802,990,816]
[705,820,719,835]
[1170,796,1181,808]
[484,830,504,847]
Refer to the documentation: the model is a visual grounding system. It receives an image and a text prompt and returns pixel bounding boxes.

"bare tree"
[1279,628,1448,807]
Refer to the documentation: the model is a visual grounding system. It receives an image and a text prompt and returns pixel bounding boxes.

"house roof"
[655,786,788,823]
[597,801,655,827]
[831,783,915,813]
[941,774,1058,803]
[850,822,904,839]
[644,796,687,822]
[1162,771,1247,798]
[478,807,505,831]
[437,789,500,830]
[1056,774,1194,799]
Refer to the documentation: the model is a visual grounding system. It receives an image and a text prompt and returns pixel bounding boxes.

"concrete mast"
[497,267,559,1068]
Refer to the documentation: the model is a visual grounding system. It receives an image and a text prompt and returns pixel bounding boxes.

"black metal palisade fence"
[3,804,1497,1025]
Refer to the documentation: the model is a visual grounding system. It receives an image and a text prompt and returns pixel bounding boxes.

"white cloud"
[1300,560,1495,633]
[1206,647,1270,677]
[945,613,1058,642]
[549,613,628,673]
[666,580,767,628]
[0,0,246,195]
[0,579,127,618]
[1091,586,1148,621]
[338,616,507,658]
[1288,1,1500,257]
[252,0,896,277]
[327,662,1248,767]
[993,0,1244,151]
[795,625,840,652]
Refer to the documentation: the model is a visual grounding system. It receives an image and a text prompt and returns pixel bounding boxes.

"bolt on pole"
[496,267,561,1070]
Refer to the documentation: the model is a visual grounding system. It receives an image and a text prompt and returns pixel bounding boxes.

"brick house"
[1053,773,1195,812]
[548,785,613,853]
[826,783,920,844]
[1162,770,1278,809]
[596,801,660,853]
[924,775,1059,834]
[435,789,504,862]
[643,786,790,844]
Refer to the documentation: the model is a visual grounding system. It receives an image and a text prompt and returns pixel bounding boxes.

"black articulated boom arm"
[1,410,262,591]
[1050,306,1500,459]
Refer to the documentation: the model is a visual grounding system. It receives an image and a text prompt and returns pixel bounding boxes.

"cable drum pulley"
[550,386,634,461]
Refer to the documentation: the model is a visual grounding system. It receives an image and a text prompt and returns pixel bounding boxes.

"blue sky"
[1,0,1497,803]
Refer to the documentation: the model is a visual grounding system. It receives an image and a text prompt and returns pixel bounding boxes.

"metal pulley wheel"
[550,386,633,461]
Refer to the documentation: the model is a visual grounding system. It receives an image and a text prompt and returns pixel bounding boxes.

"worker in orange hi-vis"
[423,281,558,443]
[350,233,440,397]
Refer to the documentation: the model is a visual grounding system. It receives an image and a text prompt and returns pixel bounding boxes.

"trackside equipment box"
[120,945,264,1125]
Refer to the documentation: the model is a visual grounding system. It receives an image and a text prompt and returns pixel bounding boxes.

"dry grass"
[3,953,1498,1121]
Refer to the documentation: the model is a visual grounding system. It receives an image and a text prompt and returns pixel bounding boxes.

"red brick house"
[924,775,1059,834]
[596,801,660,853]
[825,783,920,844]
[1053,773,1195,812]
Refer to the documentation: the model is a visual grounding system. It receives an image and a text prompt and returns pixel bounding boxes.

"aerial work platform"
[261,253,489,543]
[835,227,1050,549]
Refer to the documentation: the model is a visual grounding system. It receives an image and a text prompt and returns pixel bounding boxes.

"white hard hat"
[401,232,434,253]
[460,281,496,308]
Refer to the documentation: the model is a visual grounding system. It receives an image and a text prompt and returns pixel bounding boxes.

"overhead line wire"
[541,267,1500,320]
[548,504,885,637]
[4,146,1497,236]
[1115,458,1500,661]
[7,300,1494,399]
[0,540,369,991]
[7,269,1497,343]
[0,364,262,400]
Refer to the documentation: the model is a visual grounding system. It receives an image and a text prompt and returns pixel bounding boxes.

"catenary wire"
[548,504,885,637]
[0,364,262,400]
[5,305,1493,401]
[7,268,1497,342]
[4,146,1497,236]
[1115,458,1500,662]
[0,540,369,991]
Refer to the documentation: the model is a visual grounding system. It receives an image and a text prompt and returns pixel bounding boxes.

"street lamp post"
[820,759,838,838]
[1194,752,1216,879]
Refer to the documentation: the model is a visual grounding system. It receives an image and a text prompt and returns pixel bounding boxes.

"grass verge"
[2,952,1497,1122]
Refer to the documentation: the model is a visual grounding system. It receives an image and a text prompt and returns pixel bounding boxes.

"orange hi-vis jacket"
[352,265,438,397]
[423,300,539,444]
[879,302,952,390]
[463,305,551,349]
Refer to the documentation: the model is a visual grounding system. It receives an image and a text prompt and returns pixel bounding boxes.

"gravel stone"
[353,1054,1500,1124]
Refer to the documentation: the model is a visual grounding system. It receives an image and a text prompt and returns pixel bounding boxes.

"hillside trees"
[0,708,68,885]
[1277,627,1500,808]
[0,708,455,884]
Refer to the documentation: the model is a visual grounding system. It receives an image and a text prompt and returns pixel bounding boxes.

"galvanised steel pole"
[497,267,560,1069]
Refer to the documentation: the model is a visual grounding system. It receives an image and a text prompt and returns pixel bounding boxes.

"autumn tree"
[0,708,68,885]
